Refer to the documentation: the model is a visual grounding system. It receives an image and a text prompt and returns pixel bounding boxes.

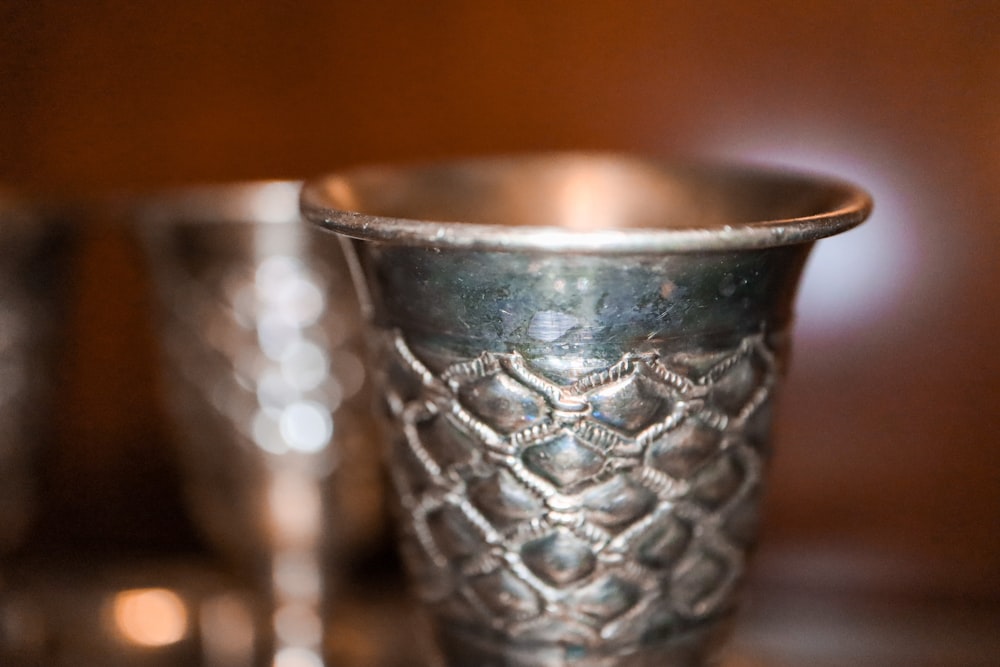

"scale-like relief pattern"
[380,329,779,650]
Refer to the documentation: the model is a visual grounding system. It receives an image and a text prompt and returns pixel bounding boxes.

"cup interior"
[318,154,860,231]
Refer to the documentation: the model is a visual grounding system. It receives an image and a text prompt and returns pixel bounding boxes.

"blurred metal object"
[302,153,872,666]
[135,181,381,665]
[0,191,75,558]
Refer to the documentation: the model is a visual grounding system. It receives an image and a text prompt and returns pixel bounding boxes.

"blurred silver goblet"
[0,191,75,560]
[302,154,872,666]
[136,181,380,667]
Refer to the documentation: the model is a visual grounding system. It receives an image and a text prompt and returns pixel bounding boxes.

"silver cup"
[136,182,379,666]
[0,191,75,560]
[302,154,872,666]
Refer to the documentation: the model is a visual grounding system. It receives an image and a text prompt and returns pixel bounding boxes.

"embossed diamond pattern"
[382,330,778,649]
[522,432,606,488]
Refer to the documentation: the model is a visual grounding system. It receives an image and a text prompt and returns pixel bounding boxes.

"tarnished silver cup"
[302,154,871,666]
[0,192,75,559]
[136,182,379,666]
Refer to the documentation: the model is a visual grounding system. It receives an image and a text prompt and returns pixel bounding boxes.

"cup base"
[433,616,734,667]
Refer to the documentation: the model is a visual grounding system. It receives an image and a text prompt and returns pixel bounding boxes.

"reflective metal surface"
[303,153,869,253]
[136,182,381,666]
[0,192,75,559]
[302,154,872,666]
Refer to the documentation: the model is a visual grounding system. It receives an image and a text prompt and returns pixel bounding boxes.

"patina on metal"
[302,153,872,666]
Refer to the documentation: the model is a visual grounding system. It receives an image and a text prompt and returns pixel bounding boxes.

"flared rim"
[301,153,872,254]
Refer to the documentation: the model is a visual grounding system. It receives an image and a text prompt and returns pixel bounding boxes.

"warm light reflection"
[111,588,188,647]
[558,165,609,230]
[555,160,692,232]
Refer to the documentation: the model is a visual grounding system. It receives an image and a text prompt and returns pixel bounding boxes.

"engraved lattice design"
[382,330,778,649]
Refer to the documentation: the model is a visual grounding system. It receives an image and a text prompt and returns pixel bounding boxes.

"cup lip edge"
[300,153,873,254]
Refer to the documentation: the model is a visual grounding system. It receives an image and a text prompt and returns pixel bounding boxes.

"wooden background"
[1,1,997,602]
